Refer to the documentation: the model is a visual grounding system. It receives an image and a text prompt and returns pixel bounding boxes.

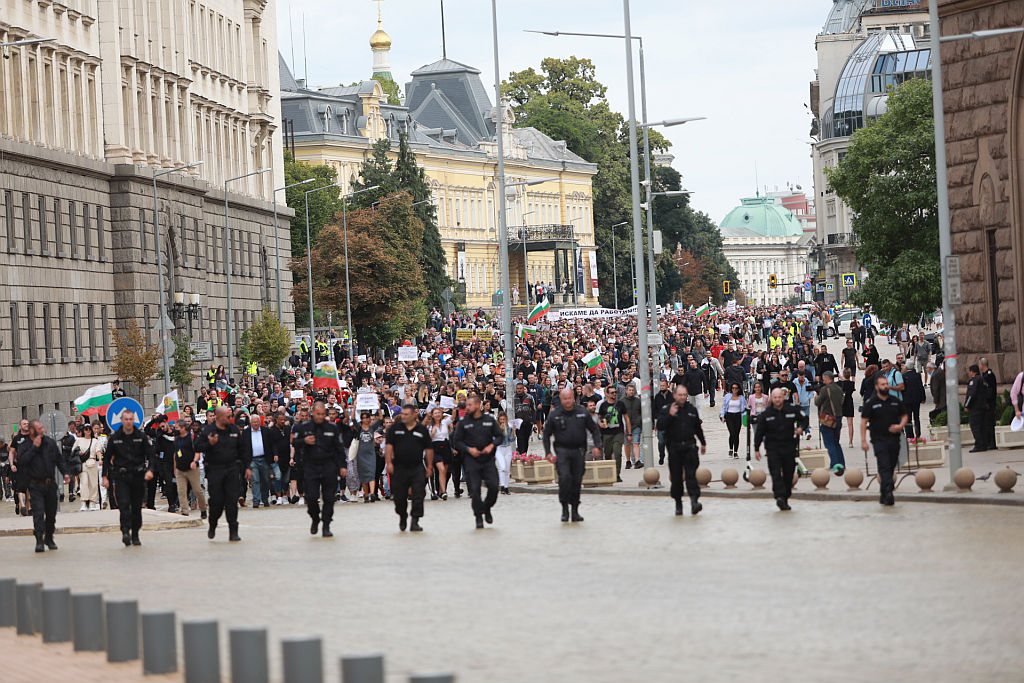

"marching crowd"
[5,300,1023,552]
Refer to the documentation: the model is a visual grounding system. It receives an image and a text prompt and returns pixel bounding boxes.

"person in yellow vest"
[246,361,257,377]
[299,338,310,360]
[207,366,216,387]
[769,330,784,352]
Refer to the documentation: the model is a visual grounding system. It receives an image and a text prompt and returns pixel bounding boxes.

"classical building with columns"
[0,0,289,424]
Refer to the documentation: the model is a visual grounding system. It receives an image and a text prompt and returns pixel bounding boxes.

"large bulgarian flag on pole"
[155,390,180,422]
[313,361,341,390]
[75,383,114,417]
[527,298,550,324]
[694,303,710,317]
[583,349,606,375]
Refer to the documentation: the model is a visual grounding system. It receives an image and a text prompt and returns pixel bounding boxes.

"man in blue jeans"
[243,416,272,508]
[814,371,845,474]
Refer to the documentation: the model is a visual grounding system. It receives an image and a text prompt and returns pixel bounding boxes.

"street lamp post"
[273,178,315,316]
[224,167,271,379]
[340,185,380,360]
[153,161,203,396]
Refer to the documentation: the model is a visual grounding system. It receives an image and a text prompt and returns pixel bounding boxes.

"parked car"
[925,327,944,355]
[832,308,862,337]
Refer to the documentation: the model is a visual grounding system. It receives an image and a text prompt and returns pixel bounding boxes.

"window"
[4,190,13,252]
[73,304,83,361]
[42,303,52,363]
[180,214,189,266]
[69,200,78,256]
[987,229,1002,352]
[38,194,48,255]
[26,302,38,365]
[54,197,63,257]
[23,192,33,254]
[58,303,67,357]
[95,205,104,260]
[83,202,92,258]
[87,304,97,361]
[10,303,22,365]
[140,207,150,263]
[101,305,111,361]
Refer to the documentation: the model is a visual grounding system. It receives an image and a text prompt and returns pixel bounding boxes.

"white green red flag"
[695,303,711,317]
[517,324,539,337]
[583,349,605,375]
[313,361,341,390]
[155,389,180,422]
[74,383,113,417]
[527,298,550,324]
[708,309,720,319]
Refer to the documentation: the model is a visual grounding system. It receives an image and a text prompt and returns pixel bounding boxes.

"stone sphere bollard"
[720,468,739,488]
[843,468,864,491]
[811,468,830,490]
[953,468,975,492]
[642,467,660,487]
[696,467,712,488]
[915,469,936,493]
[994,468,1018,493]
[747,469,767,489]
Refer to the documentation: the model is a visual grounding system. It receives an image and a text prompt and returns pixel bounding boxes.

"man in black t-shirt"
[10,420,31,516]
[385,405,433,532]
[860,375,908,506]
[598,386,627,481]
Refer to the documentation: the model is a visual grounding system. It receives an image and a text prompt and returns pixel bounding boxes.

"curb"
[0,517,204,538]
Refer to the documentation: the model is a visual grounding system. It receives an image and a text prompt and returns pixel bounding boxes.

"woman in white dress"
[73,423,104,510]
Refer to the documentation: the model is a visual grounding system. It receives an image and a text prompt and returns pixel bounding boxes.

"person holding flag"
[75,383,114,419]
[527,298,550,325]
[313,361,341,392]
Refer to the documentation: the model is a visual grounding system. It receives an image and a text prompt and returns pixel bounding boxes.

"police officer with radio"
[754,387,804,511]
[291,401,346,538]
[102,409,155,547]
[14,420,69,552]
[385,404,433,532]
[660,386,707,516]
[543,388,602,523]
[860,375,908,506]
[195,405,251,541]
[451,394,503,529]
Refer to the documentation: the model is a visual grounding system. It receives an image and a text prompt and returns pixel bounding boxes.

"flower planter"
[511,461,526,482]
[910,442,945,468]
[582,460,617,487]
[520,460,555,484]
[928,426,973,447]
[996,428,1024,449]
[797,449,829,471]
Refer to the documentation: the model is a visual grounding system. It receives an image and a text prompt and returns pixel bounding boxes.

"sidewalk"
[0,508,203,537]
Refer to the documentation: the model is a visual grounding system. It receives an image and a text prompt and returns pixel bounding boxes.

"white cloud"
[279,0,826,224]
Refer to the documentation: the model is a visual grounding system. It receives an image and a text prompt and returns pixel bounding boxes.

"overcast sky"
[278,0,826,224]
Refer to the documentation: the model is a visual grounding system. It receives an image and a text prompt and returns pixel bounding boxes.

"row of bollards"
[0,576,456,682]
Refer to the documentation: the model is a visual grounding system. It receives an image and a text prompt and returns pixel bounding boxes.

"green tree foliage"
[169,335,196,393]
[825,78,939,325]
[374,75,402,105]
[109,318,160,403]
[284,151,340,260]
[238,309,293,374]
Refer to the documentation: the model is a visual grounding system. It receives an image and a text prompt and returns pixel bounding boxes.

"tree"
[109,318,160,402]
[672,247,714,306]
[284,151,341,260]
[239,309,293,374]
[169,335,196,393]
[825,78,939,325]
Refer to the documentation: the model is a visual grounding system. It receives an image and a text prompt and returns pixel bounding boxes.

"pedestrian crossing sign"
[826,283,835,292]
[842,273,857,288]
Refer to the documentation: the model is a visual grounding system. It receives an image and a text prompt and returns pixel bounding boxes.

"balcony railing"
[825,232,860,246]
[508,224,576,243]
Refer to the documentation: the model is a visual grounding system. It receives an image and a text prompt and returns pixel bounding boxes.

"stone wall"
[939,0,1024,383]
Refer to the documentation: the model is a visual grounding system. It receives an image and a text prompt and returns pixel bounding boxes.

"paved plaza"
[2,490,1023,682]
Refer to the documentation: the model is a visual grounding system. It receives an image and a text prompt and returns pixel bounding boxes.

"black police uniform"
[966,374,987,451]
[542,402,601,521]
[753,403,803,508]
[195,421,249,539]
[659,401,706,514]
[17,435,66,550]
[451,411,503,526]
[103,426,155,545]
[146,428,179,511]
[385,421,432,529]
[291,418,345,536]
[861,393,907,505]
[982,368,998,450]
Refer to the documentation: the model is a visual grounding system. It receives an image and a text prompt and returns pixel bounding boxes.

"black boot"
[690,498,703,515]
[322,523,333,538]
[399,514,408,531]
[228,527,241,542]
[776,497,791,511]
[35,536,45,553]
[475,515,484,529]
[561,503,570,523]
[44,535,58,550]
[570,505,584,523]
[674,499,683,516]
[310,518,319,535]
[207,522,216,539]
[131,531,141,546]
[410,517,423,532]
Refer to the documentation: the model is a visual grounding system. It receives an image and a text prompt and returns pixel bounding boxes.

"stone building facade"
[0,0,290,425]
[938,0,1024,383]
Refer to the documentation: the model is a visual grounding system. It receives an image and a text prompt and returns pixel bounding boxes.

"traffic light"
[769,274,778,289]
[723,280,730,295]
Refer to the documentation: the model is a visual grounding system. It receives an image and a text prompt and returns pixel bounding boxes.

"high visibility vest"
[300,340,309,354]
[246,361,257,376]
[206,369,216,385]
[786,334,795,348]
[769,336,783,351]
[208,396,221,408]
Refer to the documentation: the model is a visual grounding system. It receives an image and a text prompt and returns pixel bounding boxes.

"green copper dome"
[720,196,804,238]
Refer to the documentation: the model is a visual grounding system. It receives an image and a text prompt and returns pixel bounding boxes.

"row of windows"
[8,302,112,367]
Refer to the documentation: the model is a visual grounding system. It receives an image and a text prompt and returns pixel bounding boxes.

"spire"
[370,0,392,80]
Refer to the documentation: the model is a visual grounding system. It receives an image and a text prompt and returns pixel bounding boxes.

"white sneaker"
[297,496,305,505]
[80,504,89,512]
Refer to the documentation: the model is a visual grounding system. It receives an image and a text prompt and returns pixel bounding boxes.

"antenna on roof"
[289,3,296,75]
[440,0,448,60]
[302,12,308,85]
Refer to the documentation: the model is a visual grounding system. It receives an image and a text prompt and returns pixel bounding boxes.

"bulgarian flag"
[517,324,539,337]
[155,389,180,423]
[74,383,113,417]
[708,309,720,319]
[583,349,605,375]
[527,298,550,324]
[694,303,710,317]
[313,361,341,390]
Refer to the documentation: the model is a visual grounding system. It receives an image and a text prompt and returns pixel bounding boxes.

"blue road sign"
[106,397,144,428]
[842,273,857,287]
[826,283,835,292]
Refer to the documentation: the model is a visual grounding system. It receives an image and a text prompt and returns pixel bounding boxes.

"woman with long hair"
[73,423,104,511]
[720,382,747,459]
[495,412,515,495]
[839,367,857,446]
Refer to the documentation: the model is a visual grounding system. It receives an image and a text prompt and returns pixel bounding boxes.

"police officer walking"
[451,394,503,529]
[102,410,156,547]
[543,388,602,523]
[860,375,908,506]
[753,388,804,511]
[195,406,251,541]
[385,404,433,532]
[291,401,346,537]
[660,386,707,516]
[13,420,69,552]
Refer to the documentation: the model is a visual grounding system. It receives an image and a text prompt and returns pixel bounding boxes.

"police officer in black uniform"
[385,404,433,532]
[860,375,908,506]
[195,405,251,541]
[543,388,602,523]
[291,401,346,538]
[102,409,156,547]
[660,386,707,516]
[753,387,804,511]
[14,420,69,552]
[451,394,503,529]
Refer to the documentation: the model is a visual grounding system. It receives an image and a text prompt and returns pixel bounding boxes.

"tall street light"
[224,165,270,378]
[340,185,380,360]
[153,160,203,395]
[272,178,315,316]
[927,11,1023,479]
[303,182,343,365]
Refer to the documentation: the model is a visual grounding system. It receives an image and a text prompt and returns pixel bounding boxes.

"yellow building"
[279,19,599,310]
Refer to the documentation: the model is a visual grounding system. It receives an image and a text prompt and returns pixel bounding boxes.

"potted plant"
[512,453,555,484]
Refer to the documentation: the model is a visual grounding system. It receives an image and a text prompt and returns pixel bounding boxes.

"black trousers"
[872,437,900,500]
[304,460,338,526]
[515,422,533,454]
[207,466,241,531]
[724,412,742,452]
[112,474,145,534]
[392,466,426,519]
[904,404,922,440]
[462,455,499,517]
[28,481,57,540]
[555,447,585,506]
[449,452,465,493]
[667,445,699,503]
[766,449,796,501]
[985,408,997,450]
[145,461,178,509]
[969,411,986,449]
